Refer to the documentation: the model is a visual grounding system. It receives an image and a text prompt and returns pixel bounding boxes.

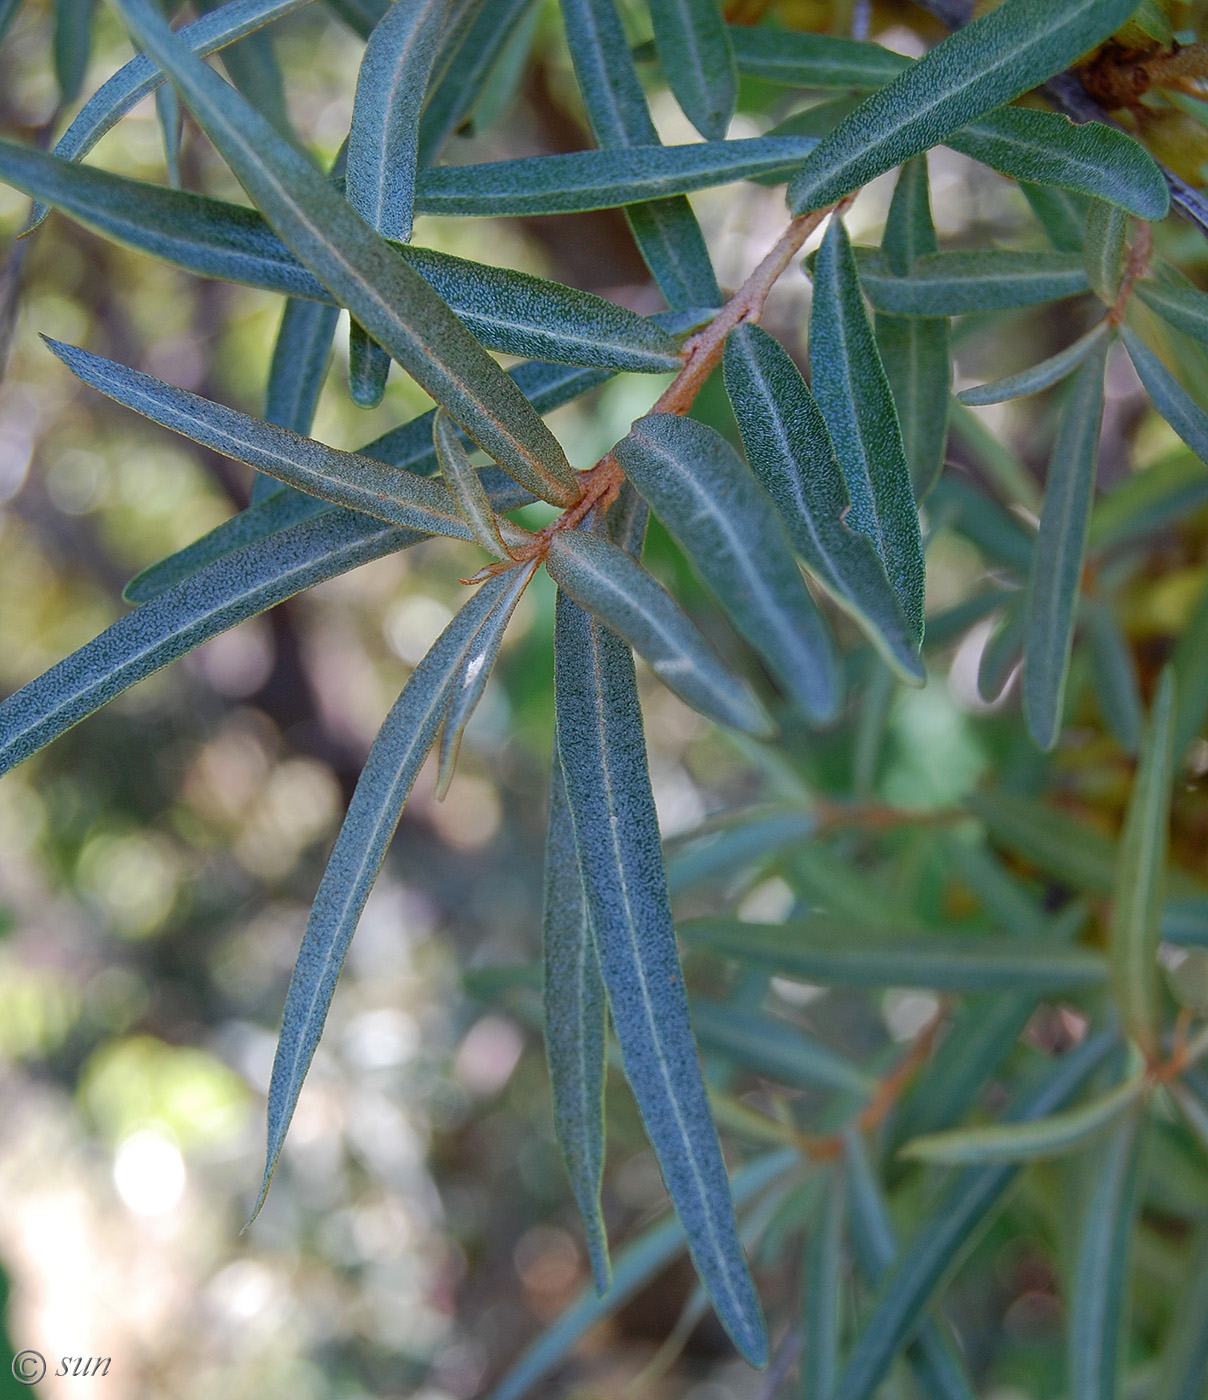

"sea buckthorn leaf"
[1084,198,1129,304]
[1152,1224,1208,1400]
[544,529,773,737]
[1172,577,1208,762]
[801,1167,845,1400]
[1022,335,1110,751]
[946,109,1169,221]
[853,248,1091,316]
[0,0,25,47]
[264,299,340,437]
[1134,277,1208,349]
[727,24,909,90]
[156,81,183,188]
[722,323,923,683]
[109,0,579,506]
[614,413,842,725]
[197,0,292,135]
[881,155,935,275]
[1090,449,1208,552]
[977,595,1024,702]
[787,0,1140,213]
[689,1001,875,1097]
[1109,667,1177,1059]
[251,572,529,1225]
[1068,1111,1145,1400]
[434,408,513,558]
[958,319,1111,406]
[541,755,610,1294]
[553,590,768,1365]
[680,917,1106,993]
[666,808,816,896]
[946,399,1042,514]
[1083,596,1143,754]
[411,136,817,217]
[810,219,925,642]
[327,0,390,37]
[485,1149,796,1400]
[829,1031,1115,1400]
[901,1073,1146,1165]
[1122,326,1208,465]
[1022,180,1091,252]
[929,472,1035,574]
[54,0,97,104]
[348,323,391,408]
[648,0,735,141]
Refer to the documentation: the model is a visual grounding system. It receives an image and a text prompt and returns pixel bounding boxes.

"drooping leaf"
[553,591,768,1365]
[649,0,735,141]
[958,319,1111,406]
[53,0,97,104]
[1122,326,1208,465]
[433,408,512,558]
[727,24,909,90]
[854,248,1091,316]
[688,1001,875,1097]
[1083,596,1143,755]
[542,754,610,1295]
[1134,277,1208,350]
[810,218,925,641]
[1084,197,1129,304]
[1022,335,1110,750]
[787,0,1139,212]
[723,323,923,682]
[544,528,773,737]
[347,323,391,409]
[800,1166,845,1400]
[264,298,340,437]
[614,413,842,725]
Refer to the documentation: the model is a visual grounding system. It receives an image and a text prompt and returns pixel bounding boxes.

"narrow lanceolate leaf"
[1172,578,1208,761]
[46,339,497,544]
[1068,1112,1144,1400]
[252,577,519,1224]
[680,917,1106,993]
[54,0,97,104]
[1152,1224,1208,1400]
[854,249,1090,317]
[1022,336,1110,751]
[543,755,610,1294]
[723,324,922,683]
[110,0,579,507]
[346,0,453,242]
[689,1001,874,1097]
[787,0,1139,212]
[411,137,816,216]
[264,298,339,436]
[1084,198,1129,305]
[1023,180,1091,252]
[347,323,390,409]
[1109,667,1177,1059]
[1083,596,1143,755]
[553,592,768,1365]
[901,1074,1146,1165]
[614,413,842,725]
[801,1168,845,1400]
[946,109,1169,221]
[810,219,925,641]
[649,0,735,141]
[418,0,530,161]
[882,155,936,275]
[728,25,908,90]
[1122,327,1208,464]
[958,319,1111,406]
[544,529,772,738]
[1134,277,1208,349]
[434,409,511,558]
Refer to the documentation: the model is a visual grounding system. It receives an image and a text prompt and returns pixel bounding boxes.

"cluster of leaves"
[5,0,1208,1392]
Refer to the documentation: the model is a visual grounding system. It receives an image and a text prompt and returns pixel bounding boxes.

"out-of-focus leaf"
[810,219,925,641]
[1089,449,1208,552]
[801,1166,845,1400]
[728,25,908,89]
[681,916,1106,992]
[156,81,183,188]
[1122,326,1208,464]
[930,473,1035,573]
[544,529,773,737]
[111,0,579,506]
[554,592,768,1364]
[958,319,1111,406]
[1083,596,1143,754]
[666,809,816,895]
[614,413,842,724]
[723,323,923,683]
[1152,1224,1208,1400]
[1022,336,1110,750]
[1022,180,1091,252]
[1084,198,1128,304]
[1172,577,1208,760]
[978,596,1024,702]
[901,1074,1145,1164]
[649,0,734,141]
[54,0,97,103]
[326,0,390,36]
[1068,1111,1144,1400]
[689,1001,874,1097]
[0,0,26,48]
[787,0,1137,212]
[1109,667,1176,1059]
[854,248,1090,316]
[947,399,1042,514]
[434,408,512,558]
[1134,277,1208,349]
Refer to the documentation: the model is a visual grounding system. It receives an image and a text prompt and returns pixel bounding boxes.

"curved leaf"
[264,298,339,436]
[855,248,1090,316]
[1084,198,1128,304]
[728,25,908,90]
[649,0,735,141]
[1122,326,1208,464]
[434,408,512,558]
[689,1001,875,1097]
[1134,277,1208,349]
[1083,596,1143,755]
[958,319,1111,406]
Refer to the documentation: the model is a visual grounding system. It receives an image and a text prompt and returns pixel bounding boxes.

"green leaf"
[801,1167,845,1400]
[854,247,1090,316]
[1122,326,1208,464]
[689,1001,875,1097]
[110,0,579,506]
[947,399,1043,514]
[614,413,843,725]
[680,916,1106,992]
[156,80,183,188]
[542,754,610,1294]
[901,1074,1146,1164]
[54,0,97,103]
[1084,198,1129,304]
[728,24,909,90]
[978,596,1024,702]
[666,808,816,895]
[544,528,773,737]
[434,408,512,558]
[1089,448,1208,552]
[264,298,339,436]
[787,0,1139,212]
[1068,1111,1145,1400]
[946,109,1169,221]
[649,0,735,141]
[0,0,26,48]
[1134,277,1208,350]
[810,218,925,641]
[1022,335,1110,750]
[347,322,391,409]
[1110,667,1177,1059]
[1083,596,1143,755]
[959,319,1111,407]
[1171,576,1208,761]
[723,323,923,683]
[1022,180,1091,252]
[930,471,1036,573]
[251,575,521,1225]
[1152,1223,1208,1400]
[553,590,768,1365]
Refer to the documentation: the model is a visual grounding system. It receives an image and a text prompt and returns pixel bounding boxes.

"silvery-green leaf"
[689,1001,874,1097]
[542,754,610,1293]
[1151,1223,1208,1400]
[930,471,1035,575]
[553,591,767,1365]
[195,0,291,135]
[959,319,1111,406]
[810,218,925,641]
[1084,197,1128,304]
[947,399,1042,514]
[978,596,1024,702]
[1134,277,1208,349]
[544,529,773,737]
[1023,336,1110,750]
[1122,326,1208,465]
[649,0,735,141]
[614,413,842,724]
[54,0,97,103]
[881,155,935,276]
[1022,180,1091,252]
[156,81,183,188]
[801,1167,845,1400]
[666,808,815,896]
[1083,596,1143,754]
[728,25,908,90]
[1090,449,1208,552]
[854,248,1090,317]
[434,408,511,558]
[348,322,390,409]
[787,0,1139,212]
[264,299,339,437]
[723,323,923,682]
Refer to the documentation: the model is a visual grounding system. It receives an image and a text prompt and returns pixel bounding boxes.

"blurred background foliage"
[2,0,1208,1396]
